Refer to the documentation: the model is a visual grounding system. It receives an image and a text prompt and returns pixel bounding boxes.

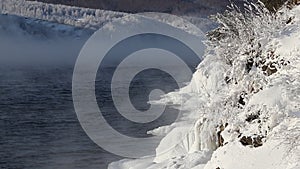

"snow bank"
[109,3,300,169]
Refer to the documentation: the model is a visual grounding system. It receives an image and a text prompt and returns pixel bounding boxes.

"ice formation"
[109,3,300,169]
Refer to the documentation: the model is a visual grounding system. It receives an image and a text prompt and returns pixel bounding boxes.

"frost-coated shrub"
[197,1,299,149]
[206,1,290,88]
[208,1,283,64]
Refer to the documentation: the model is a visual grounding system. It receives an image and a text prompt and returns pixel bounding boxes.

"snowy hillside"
[109,3,300,169]
[0,0,214,32]
[0,0,125,30]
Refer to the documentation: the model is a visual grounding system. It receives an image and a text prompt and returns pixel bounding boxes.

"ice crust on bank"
[109,5,300,169]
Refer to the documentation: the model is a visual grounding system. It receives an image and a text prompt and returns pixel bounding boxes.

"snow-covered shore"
[109,4,300,169]
[1,0,299,168]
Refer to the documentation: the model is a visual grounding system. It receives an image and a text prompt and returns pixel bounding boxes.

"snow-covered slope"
[0,0,214,31]
[109,3,300,169]
[0,0,125,30]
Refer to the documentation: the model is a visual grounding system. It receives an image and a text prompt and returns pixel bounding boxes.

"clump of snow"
[109,2,300,169]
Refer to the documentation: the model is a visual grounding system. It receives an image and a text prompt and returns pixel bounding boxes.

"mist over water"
[0,35,85,67]
[0,27,119,168]
[0,21,201,168]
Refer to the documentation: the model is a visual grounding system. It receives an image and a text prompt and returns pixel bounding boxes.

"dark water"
[0,64,188,169]
[0,66,113,169]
